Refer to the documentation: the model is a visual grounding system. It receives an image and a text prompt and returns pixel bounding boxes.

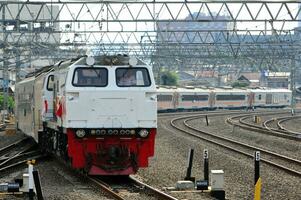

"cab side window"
[47,75,54,91]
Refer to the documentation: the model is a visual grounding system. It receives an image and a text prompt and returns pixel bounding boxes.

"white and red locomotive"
[15,55,157,175]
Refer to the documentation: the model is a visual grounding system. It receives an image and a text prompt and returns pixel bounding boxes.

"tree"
[0,95,15,111]
[160,71,179,86]
[231,81,249,88]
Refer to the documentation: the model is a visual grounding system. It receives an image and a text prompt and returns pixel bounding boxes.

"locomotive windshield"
[116,68,151,87]
[72,67,108,87]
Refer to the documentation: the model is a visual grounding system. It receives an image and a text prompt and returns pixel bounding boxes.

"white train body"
[50,60,157,130]
[250,89,291,107]
[157,87,292,111]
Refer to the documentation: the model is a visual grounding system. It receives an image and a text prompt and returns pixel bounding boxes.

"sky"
[56,1,301,43]
[3,1,301,43]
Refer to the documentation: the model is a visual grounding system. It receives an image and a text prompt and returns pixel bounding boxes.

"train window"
[158,95,172,102]
[72,67,108,87]
[216,95,245,101]
[47,75,54,91]
[258,95,262,100]
[57,80,59,92]
[182,95,208,102]
[116,68,151,87]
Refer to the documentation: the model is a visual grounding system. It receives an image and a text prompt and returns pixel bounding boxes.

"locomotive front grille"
[73,128,150,138]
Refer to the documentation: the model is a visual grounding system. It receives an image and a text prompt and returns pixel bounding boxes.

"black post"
[204,149,209,182]
[29,189,34,200]
[254,151,260,184]
[205,115,209,126]
[185,149,194,181]
[33,170,44,200]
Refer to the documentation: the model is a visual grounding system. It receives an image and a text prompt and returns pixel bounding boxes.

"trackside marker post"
[196,149,209,190]
[254,151,261,200]
[28,161,34,200]
[204,149,209,182]
[205,115,209,126]
[184,149,195,182]
[33,170,44,200]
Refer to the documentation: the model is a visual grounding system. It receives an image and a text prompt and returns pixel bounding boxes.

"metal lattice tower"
[0,0,301,111]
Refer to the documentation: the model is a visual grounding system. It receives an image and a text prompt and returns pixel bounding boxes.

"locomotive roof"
[73,55,146,66]
[24,55,146,78]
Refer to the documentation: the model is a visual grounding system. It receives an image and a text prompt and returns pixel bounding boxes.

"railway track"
[226,112,301,140]
[170,113,301,177]
[0,138,43,175]
[158,109,265,118]
[88,175,178,200]
[263,115,301,136]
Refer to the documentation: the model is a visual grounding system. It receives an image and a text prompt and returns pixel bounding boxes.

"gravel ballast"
[1,110,300,199]
[137,111,301,200]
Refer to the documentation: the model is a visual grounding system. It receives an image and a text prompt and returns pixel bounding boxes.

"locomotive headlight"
[76,129,86,138]
[138,129,149,138]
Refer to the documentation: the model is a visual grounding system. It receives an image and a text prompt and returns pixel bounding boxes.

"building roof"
[267,72,290,77]
[196,70,218,78]
[177,71,195,80]
[238,72,260,81]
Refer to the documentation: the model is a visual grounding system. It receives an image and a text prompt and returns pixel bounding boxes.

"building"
[264,72,290,89]
[177,70,220,86]
[236,72,261,87]
[157,12,233,43]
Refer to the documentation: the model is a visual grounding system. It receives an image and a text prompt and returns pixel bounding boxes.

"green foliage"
[160,71,179,86]
[231,81,249,88]
[0,95,15,110]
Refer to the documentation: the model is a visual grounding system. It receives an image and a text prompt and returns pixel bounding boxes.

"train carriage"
[177,88,211,111]
[157,87,177,112]
[15,76,36,137]
[251,88,291,108]
[213,88,250,109]
[156,87,292,112]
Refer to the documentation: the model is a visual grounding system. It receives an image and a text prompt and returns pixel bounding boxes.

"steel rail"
[277,116,301,134]
[129,175,178,200]
[0,155,44,175]
[250,115,301,137]
[87,176,125,200]
[88,175,178,200]
[0,150,42,167]
[158,110,246,118]
[0,138,29,155]
[0,143,37,167]
[227,113,301,140]
[262,116,301,135]
[170,114,301,177]
[158,109,290,118]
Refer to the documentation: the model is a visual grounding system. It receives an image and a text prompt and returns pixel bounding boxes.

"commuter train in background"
[15,55,157,175]
[157,87,292,112]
